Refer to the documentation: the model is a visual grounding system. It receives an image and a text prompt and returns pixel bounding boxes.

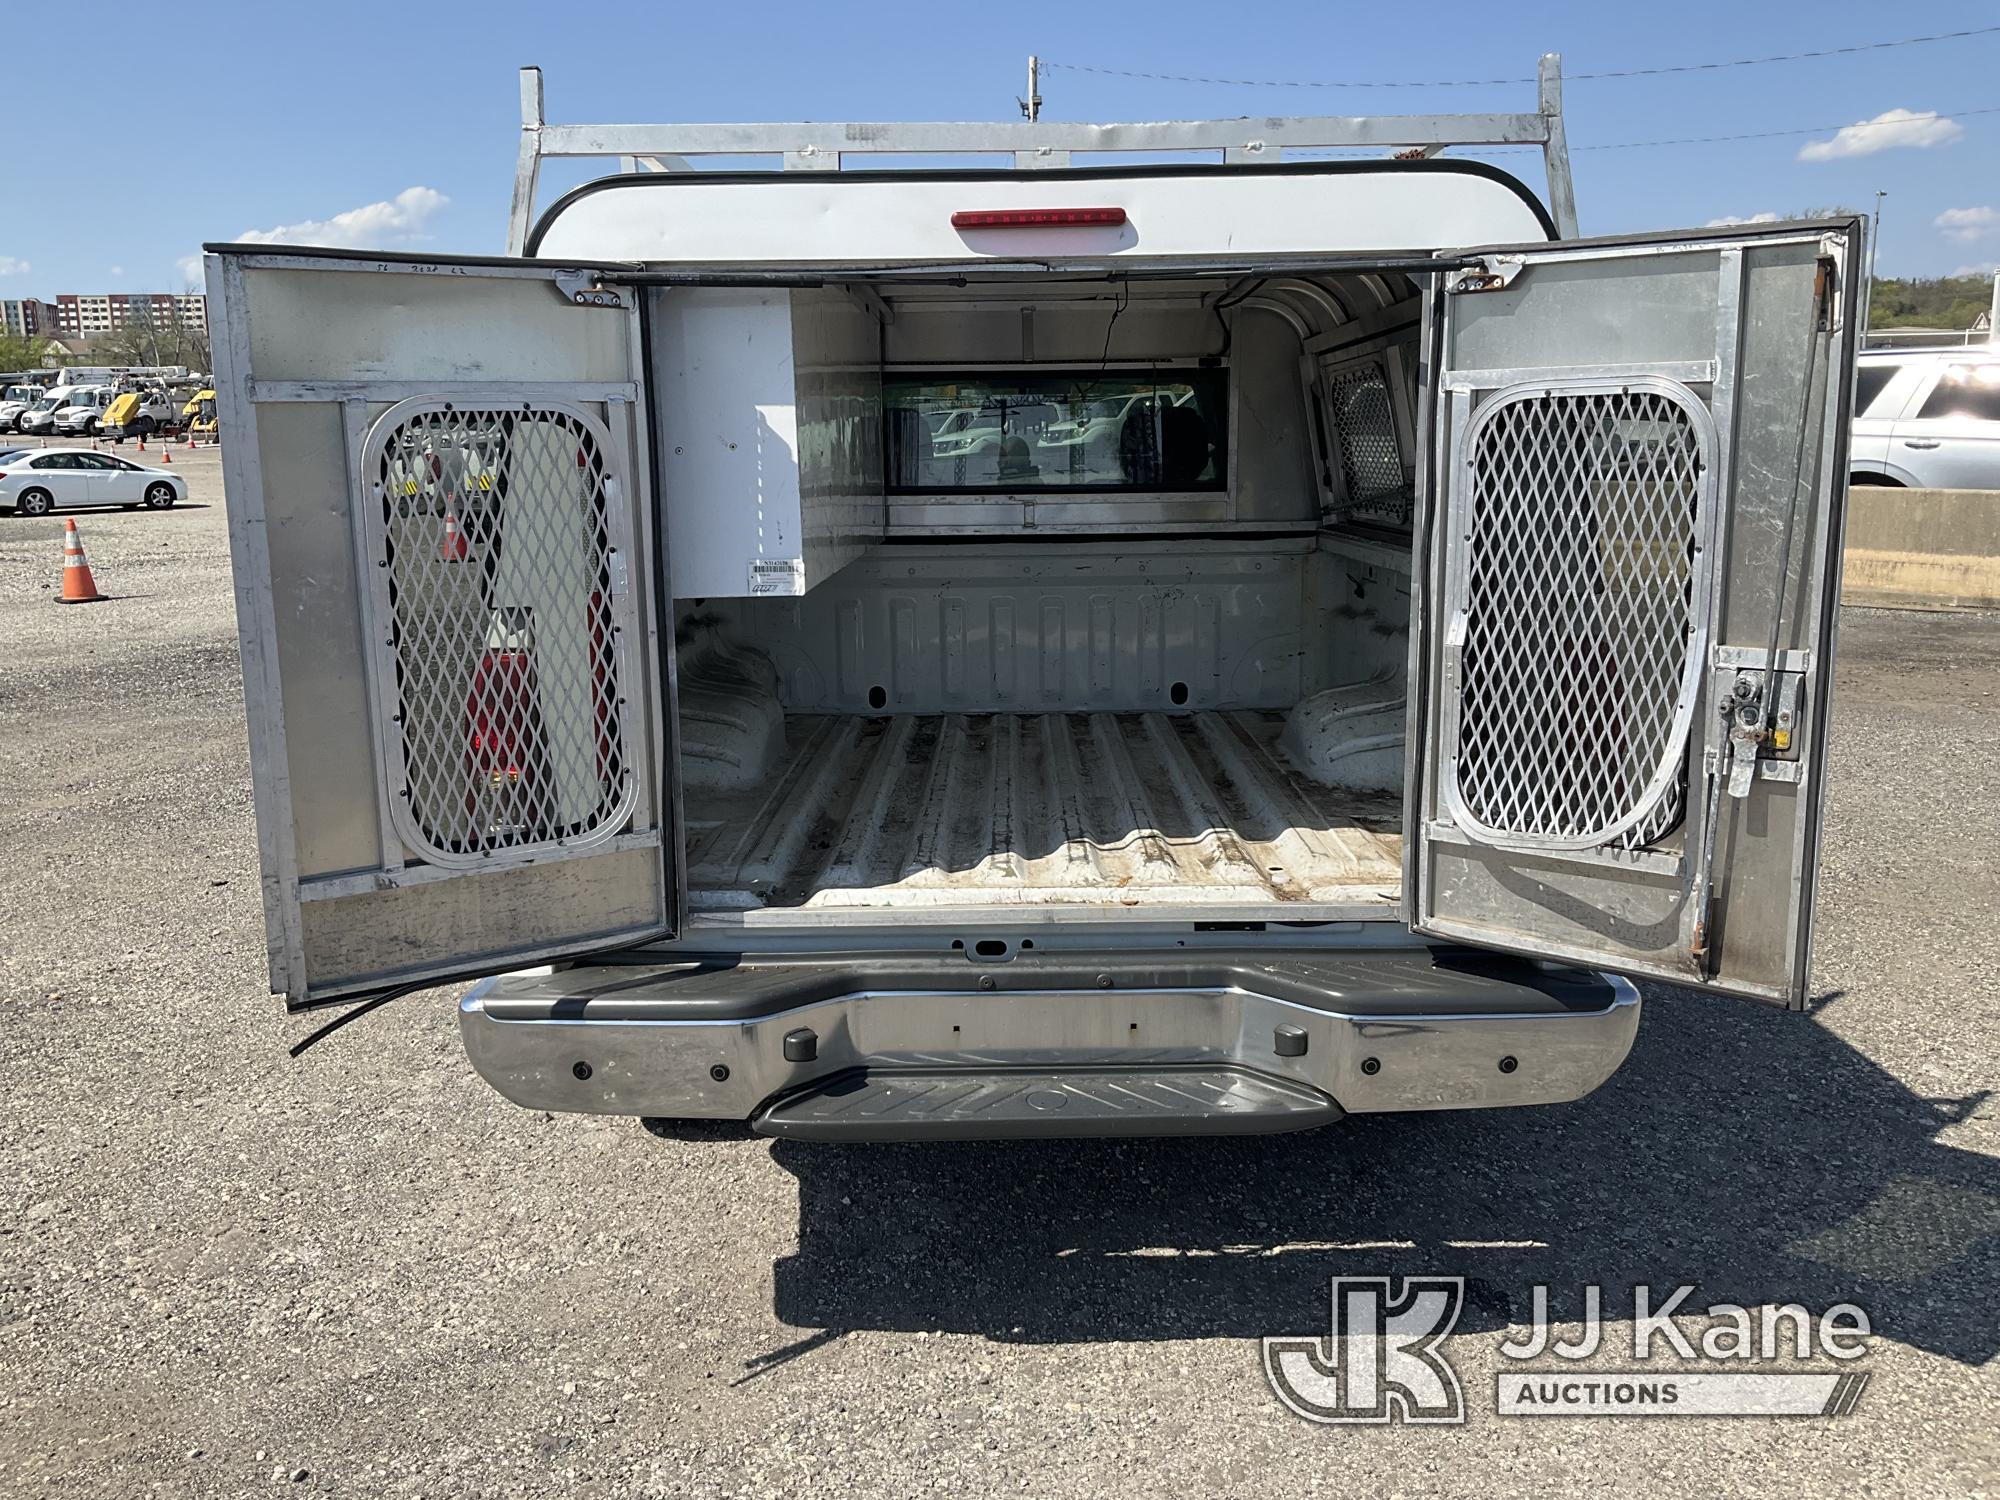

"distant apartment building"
[1,298,59,338]
[52,293,208,336]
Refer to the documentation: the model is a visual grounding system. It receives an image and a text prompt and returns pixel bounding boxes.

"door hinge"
[553,269,631,310]
[1448,255,1526,294]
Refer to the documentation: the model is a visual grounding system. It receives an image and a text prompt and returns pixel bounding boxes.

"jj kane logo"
[1263,1277,1468,1424]
[1264,1278,1872,1424]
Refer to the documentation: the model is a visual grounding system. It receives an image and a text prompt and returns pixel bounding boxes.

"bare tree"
[179,280,212,374]
[94,316,158,369]
[95,296,211,374]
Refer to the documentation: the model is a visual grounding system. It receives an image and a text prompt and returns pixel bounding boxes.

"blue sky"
[3,0,1998,297]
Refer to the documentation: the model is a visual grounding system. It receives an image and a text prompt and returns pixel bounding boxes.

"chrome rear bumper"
[459,948,1640,1137]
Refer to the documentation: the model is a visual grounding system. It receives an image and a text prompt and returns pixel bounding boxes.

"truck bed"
[686,709,1404,914]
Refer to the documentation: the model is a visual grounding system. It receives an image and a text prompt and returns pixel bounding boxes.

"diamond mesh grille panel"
[370,405,631,864]
[1326,362,1412,528]
[1452,386,1707,846]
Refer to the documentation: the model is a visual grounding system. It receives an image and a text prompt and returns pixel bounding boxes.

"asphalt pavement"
[0,445,1994,1496]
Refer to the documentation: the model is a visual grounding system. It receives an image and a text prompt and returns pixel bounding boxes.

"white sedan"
[0,447,189,516]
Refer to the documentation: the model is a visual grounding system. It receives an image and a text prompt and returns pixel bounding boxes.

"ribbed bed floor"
[686,710,1403,912]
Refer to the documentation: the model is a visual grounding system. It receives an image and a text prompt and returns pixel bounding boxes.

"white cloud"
[1706,212,1779,227]
[234,186,449,251]
[1936,206,2000,243]
[1798,108,1963,162]
[108,264,124,277]
[1952,261,2000,279]
[0,256,26,276]
[170,186,451,296]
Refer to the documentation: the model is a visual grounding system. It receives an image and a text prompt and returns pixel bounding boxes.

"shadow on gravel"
[757,988,2000,1364]
[2,504,212,535]
[43,502,213,516]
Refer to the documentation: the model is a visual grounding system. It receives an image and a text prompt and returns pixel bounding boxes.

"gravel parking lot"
[1,443,1995,1497]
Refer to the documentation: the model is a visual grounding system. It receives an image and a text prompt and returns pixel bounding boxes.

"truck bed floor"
[686,710,1403,912]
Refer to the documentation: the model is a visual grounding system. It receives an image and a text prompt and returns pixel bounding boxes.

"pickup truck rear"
[205,60,1858,1139]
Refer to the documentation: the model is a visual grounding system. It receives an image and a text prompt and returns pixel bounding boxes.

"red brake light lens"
[950,207,1127,229]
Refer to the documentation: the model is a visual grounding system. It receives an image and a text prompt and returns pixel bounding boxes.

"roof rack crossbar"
[505,57,1580,253]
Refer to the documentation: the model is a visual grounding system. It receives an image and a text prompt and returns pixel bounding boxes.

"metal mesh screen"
[1450,385,1708,847]
[368,403,632,865]
[1325,362,1412,528]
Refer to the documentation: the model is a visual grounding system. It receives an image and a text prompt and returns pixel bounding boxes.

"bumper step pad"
[753,1066,1341,1141]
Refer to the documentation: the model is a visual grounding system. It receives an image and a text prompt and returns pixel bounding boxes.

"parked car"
[52,386,114,437]
[0,447,188,515]
[0,384,44,431]
[1851,348,2000,488]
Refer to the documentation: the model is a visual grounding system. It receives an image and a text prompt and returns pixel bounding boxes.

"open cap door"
[207,247,675,1009]
[1409,221,1860,1007]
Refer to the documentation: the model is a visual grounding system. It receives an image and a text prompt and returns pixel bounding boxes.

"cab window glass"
[885,369,1228,493]
[1853,364,1897,416]
[1915,364,2000,421]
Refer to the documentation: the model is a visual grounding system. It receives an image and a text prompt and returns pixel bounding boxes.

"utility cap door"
[208,248,673,1010]
[1409,222,1859,1008]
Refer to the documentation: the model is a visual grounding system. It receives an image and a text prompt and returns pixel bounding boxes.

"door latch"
[1725,684,1763,799]
[1710,668,1807,797]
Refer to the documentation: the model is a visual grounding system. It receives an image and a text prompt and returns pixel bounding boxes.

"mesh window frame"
[1319,349,1416,530]
[357,396,642,872]
[1439,375,1717,853]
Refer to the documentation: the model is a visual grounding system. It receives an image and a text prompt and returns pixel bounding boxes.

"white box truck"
[206,60,1859,1139]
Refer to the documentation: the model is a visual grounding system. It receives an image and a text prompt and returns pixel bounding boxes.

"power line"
[1580,105,2000,153]
[1575,28,2000,82]
[1281,105,2000,159]
[1042,25,2000,90]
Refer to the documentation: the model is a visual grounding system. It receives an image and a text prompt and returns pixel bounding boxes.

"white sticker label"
[748,558,807,596]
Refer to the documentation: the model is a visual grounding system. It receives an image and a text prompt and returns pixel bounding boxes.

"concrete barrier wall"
[1843,486,2000,610]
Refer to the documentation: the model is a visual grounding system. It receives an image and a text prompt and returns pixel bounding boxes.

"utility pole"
[1862,189,1886,348]
[1021,55,1042,122]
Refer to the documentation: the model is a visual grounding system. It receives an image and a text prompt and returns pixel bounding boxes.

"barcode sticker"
[748,557,807,596]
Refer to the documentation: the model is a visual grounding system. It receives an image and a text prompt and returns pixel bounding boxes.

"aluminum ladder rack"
[505,56,1579,253]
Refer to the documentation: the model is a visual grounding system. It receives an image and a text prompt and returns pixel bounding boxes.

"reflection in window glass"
[885,369,1227,492]
[1915,363,2000,422]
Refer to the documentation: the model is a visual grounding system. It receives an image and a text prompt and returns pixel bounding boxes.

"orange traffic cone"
[160,450,171,465]
[440,512,470,562]
[60,520,104,604]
